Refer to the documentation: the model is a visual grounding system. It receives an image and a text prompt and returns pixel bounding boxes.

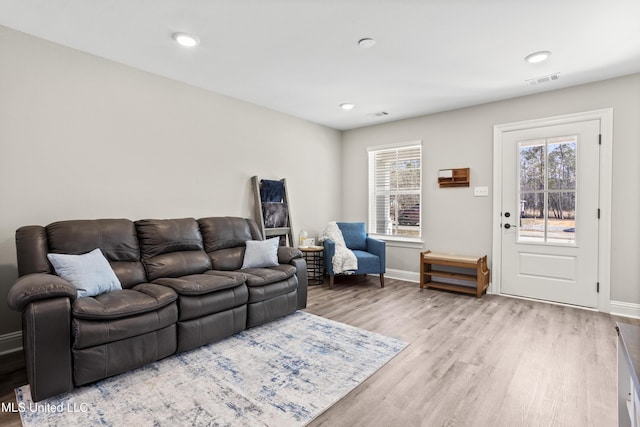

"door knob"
[503,223,517,229]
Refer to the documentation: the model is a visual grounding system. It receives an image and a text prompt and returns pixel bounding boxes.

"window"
[518,135,577,244]
[368,141,422,239]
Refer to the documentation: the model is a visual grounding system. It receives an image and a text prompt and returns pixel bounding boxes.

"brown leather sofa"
[7,216,307,402]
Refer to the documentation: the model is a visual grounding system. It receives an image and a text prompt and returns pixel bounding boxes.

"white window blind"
[368,142,422,238]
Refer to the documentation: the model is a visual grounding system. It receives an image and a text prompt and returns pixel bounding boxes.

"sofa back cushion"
[136,218,211,280]
[16,225,50,276]
[198,217,263,270]
[45,219,146,288]
[337,222,368,251]
[206,247,245,271]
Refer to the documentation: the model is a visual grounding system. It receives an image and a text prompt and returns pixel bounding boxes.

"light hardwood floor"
[306,276,637,427]
[0,349,25,427]
[1,276,636,426]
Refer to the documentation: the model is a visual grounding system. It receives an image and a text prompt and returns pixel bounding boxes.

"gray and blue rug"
[16,311,406,426]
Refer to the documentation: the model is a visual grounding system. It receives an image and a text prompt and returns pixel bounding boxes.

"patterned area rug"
[16,311,406,426]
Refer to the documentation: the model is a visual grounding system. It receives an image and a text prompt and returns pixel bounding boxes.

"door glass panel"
[519,139,545,191]
[517,135,578,245]
[547,192,576,244]
[547,137,577,190]
[519,192,545,242]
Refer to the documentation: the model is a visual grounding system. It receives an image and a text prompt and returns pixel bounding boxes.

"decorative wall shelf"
[438,168,470,188]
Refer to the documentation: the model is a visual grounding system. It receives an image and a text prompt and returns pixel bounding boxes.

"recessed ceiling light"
[357,38,376,48]
[172,32,200,47]
[340,103,355,110]
[525,51,551,64]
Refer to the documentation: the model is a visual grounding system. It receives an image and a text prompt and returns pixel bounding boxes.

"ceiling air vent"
[526,72,560,86]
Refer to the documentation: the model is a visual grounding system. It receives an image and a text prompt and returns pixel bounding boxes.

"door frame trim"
[492,108,613,312]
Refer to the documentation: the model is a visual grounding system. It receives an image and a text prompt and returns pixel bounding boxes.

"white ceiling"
[1,0,640,130]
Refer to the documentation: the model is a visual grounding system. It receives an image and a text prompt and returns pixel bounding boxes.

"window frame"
[367,140,423,243]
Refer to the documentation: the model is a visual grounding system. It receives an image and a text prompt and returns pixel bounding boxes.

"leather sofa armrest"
[277,246,302,264]
[290,257,308,309]
[23,298,74,402]
[322,239,336,276]
[8,273,77,312]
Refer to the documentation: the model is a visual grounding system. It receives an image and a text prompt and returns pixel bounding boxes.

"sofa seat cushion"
[247,275,298,304]
[178,284,248,322]
[72,283,177,321]
[72,303,178,350]
[242,264,297,287]
[203,270,246,281]
[153,272,246,296]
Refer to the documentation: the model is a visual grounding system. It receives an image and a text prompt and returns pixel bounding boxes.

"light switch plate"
[474,186,489,197]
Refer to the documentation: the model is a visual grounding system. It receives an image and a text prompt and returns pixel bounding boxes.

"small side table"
[299,246,324,285]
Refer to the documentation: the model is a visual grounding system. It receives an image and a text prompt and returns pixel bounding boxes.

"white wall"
[2,24,638,342]
[0,26,342,336]
[342,73,640,306]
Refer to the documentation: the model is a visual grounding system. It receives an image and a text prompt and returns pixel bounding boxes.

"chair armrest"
[323,239,336,275]
[278,246,303,264]
[7,273,77,312]
[366,237,386,272]
[366,236,385,255]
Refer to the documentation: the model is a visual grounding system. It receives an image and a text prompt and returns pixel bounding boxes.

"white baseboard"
[0,331,22,356]
[610,300,640,320]
[385,269,420,283]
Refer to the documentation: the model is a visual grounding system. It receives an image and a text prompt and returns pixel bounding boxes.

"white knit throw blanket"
[318,222,358,274]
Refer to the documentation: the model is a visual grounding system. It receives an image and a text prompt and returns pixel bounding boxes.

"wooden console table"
[419,250,490,298]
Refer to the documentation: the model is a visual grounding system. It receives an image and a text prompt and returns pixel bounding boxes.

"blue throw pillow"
[47,248,122,298]
[337,222,367,250]
[242,237,280,269]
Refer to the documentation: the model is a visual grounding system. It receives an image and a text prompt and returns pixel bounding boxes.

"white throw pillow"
[47,248,122,298]
[242,237,280,269]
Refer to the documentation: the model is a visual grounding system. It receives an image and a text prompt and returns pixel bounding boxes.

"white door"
[501,120,600,307]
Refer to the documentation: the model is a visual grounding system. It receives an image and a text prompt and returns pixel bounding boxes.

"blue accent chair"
[323,222,386,289]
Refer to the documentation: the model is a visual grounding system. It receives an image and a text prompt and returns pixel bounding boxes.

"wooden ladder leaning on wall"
[251,176,294,247]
